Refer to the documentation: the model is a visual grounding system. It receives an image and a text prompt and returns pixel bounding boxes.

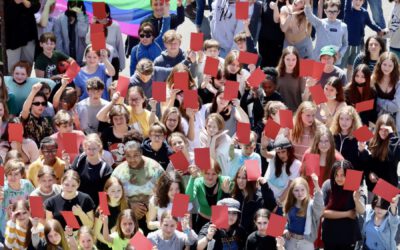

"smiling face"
[62,178,79,195]
[13,66,28,84]
[165,113,179,131]
[85,50,100,67]
[40,39,56,55]
[381,59,395,76]
[78,233,94,250]
[236,170,247,190]
[151,0,164,17]
[125,148,143,169]
[47,229,62,246]
[324,84,338,100]
[107,183,123,203]
[169,135,186,152]
[39,174,55,193]
[368,38,382,55]
[324,5,340,21]
[206,119,220,137]
[204,168,218,187]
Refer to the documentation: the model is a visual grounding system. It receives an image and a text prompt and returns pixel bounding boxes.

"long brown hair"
[44,219,70,250]
[369,114,397,161]
[276,46,300,78]
[166,63,197,90]
[116,209,139,239]
[103,176,128,211]
[275,146,296,177]
[283,177,311,217]
[231,166,257,202]
[155,171,185,208]
[344,64,374,104]
[372,52,400,87]
[325,76,345,102]
[291,101,318,143]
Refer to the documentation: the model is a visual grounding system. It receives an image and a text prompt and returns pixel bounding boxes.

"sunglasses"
[326,10,339,14]
[139,33,152,38]
[32,101,47,107]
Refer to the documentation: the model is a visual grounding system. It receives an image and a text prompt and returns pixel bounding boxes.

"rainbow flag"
[55,0,180,37]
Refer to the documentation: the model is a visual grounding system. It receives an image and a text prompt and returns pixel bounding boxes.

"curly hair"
[155,171,185,208]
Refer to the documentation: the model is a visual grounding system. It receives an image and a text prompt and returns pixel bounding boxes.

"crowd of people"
[1,0,400,249]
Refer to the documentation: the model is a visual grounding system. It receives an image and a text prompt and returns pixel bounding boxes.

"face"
[214,76,226,88]
[168,182,180,202]
[161,218,177,238]
[206,119,220,137]
[318,135,331,153]
[227,60,240,74]
[151,0,164,17]
[236,40,247,51]
[255,217,268,236]
[236,170,247,190]
[241,143,256,156]
[205,47,220,58]
[149,131,165,145]
[125,148,143,168]
[41,144,58,163]
[13,67,28,84]
[352,0,364,9]
[320,55,335,66]
[78,233,94,250]
[39,174,55,193]
[228,211,238,226]
[324,84,338,100]
[204,169,218,187]
[169,136,186,152]
[139,31,154,46]
[138,72,152,83]
[378,125,390,140]
[374,206,388,219]
[128,91,145,109]
[324,6,339,20]
[85,50,100,66]
[354,70,366,84]
[165,113,179,131]
[6,170,22,185]
[40,39,56,54]
[368,38,381,54]
[107,183,123,202]
[62,178,79,194]
[112,115,127,127]
[335,168,345,186]
[15,207,30,224]
[284,53,297,72]
[87,88,103,100]
[301,109,316,127]
[293,184,307,201]
[57,122,73,134]
[84,142,100,158]
[339,113,353,133]
[276,149,288,162]
[47,229,62,245]
[165,40,181,55]
[381,59,395,76]
[31,96,47,116]
[261,80,275,96]
[216,94,230,108]
[121,216,136,237]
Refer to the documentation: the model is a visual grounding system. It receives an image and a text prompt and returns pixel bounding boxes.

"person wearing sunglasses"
[129,3,171,76]
[20,82,54,147]
[304,0,348,66]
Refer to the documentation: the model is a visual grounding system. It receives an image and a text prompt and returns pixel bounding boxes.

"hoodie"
[141,138,174,170]
[154,49,197,76]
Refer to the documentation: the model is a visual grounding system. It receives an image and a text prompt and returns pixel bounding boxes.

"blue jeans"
[195,0,213,27]
[362,0,386,29]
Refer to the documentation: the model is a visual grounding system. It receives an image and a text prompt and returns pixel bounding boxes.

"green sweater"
[185,175,230,217]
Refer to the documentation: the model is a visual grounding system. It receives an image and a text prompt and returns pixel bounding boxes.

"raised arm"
[20,82,43,120]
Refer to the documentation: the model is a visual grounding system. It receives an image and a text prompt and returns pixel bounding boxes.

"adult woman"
[232,166,277,235]
[316,76,347,127]
[280,0,312,59]
[371,51,400,131]
[321,160,365,250]
[353,35,386,72]
[20,82,54,147]
[45,170,95,229]
[185,160,231,232]
[71,134,113,206]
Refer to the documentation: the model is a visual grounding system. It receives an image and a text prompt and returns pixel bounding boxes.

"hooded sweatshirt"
[141,138,173,170]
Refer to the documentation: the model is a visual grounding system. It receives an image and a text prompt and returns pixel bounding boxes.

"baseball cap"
[320,46,336,57]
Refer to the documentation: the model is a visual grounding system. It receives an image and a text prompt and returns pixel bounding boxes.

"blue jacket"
[130,17,171,75]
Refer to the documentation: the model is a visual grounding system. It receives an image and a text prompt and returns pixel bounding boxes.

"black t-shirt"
[96,204,121,250]
[45,192,95,228]
[199,222,247,250]
[34,51,69,79]
[71,155,113,206]
[259,0,285,41]
[245,231,277,250]
[100,124,130,164]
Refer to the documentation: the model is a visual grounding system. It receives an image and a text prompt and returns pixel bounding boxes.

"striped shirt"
[5,220,44,250]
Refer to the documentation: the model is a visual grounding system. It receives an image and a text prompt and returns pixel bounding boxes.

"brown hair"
[323,0,341,9]
[166,63,196,90]
[12,200,33,248]
[161,107,184,136]
[231,166,257,202]
[224,50,243,76]
[372,52,400,88]
[44,219,70,250]
[263,101,288,122]
[325,76,345,102]
[5,159,25,177]
[12,61,32,76]
[149,121,167,135]
[53,109,73,126]
[369,114,397,161]
[86,77,105,90]
[283,177,311,217]
[162,30,182,44]
[203,39,220,50]
[205,113,225,132]
[344,64,374,104]
[155,171,185,208]
[116,209,139,239]
[103,176,129,211]
[330,106,362,138]
[167,132,189,149]
[39,32,57,43]
[233,32,247,43]
[61,169,81,185]
[136,58,154,75]
[109,104,130,125]
[276,46,300,78]
[0,72,9,102]
[128,86,147,108]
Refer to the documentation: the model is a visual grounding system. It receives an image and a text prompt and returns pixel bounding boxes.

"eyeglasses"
[150,134,164,140]
[326,10,339,14]
[139,33,152,38]
[32,102,47,107]
[42,149,57,154]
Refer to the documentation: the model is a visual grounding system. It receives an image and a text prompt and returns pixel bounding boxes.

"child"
[30,166,62,202]
[5,200,45,249]
[229,131,262,179]
[224,50,250,96]
[304,0,348,65]
[77,226,98,250]
[317,46,347,88]
[245,208,285,250]
[283,175,323,250]
[195,39,225,88]
[147,211,198,249]
[101,209,139,250]
[36,219,74,249]
[363,195,400,250]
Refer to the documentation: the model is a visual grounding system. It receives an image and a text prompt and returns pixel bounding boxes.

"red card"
[92,2,107,19]
[245,160,261,181]
[98,192,110,216]
[171,193,190,217]
[117,75,130,97]
[223,80,239,101]
[169,151,190,172]
[183,90,199,109]
[343,169,363,191]
[237,122,251,144]
[29,196,45,219]
[304,153,320,176]
[61,211,80,229]
[356,99,374,113]
[0,166,4,186]
[309,84,328,105]
[300,59,325,80]
[266,213,287,237]
[152,81,166,102]
[203,56,219,77]
[311,61,325,80]
[238,51,258,65]
[190,32,204,51]
[90,23,104,33]
[211,205,229,229]
[173,72,189,91]
[58,133,79,155]
[129,231,154,250]
[247,67,266,88]
[8,123,23,143]
[90,31,106,51]
[279,110,293,129]
[264,118,281,140]
[372,178,400,202]
[194,148,211,171]
[236,1,249,20]
[353,125,373,142]
[65,61,81,82]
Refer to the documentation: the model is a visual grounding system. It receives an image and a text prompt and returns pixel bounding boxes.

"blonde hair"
[53,110,73,126]
[263,101,288,122]
[5,159,25,177]
[284,177,311,217]
[330,106,362,138]
[162,30,182,44]
[205,113,225,132]
[83,133,103,155]
[291,101,318,143]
